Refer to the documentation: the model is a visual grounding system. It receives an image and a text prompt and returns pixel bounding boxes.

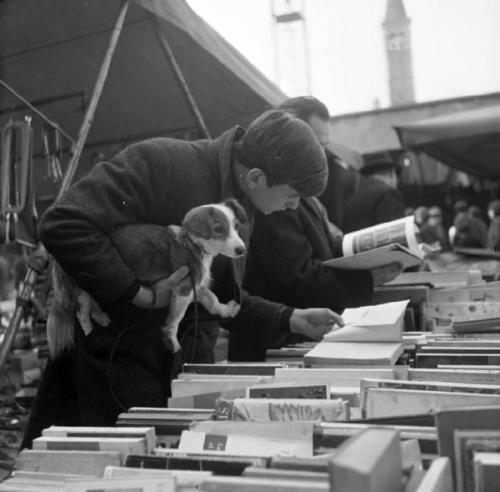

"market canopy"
[0,0,286,196]
[394,104,500,179]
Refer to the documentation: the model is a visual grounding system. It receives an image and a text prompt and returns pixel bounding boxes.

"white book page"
[342,217,419,257]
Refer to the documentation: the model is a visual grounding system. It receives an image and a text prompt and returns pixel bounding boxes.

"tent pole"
[147,13,211,139]
[58,0,130,199]
[0,0,130,375]
[0,79,75,146]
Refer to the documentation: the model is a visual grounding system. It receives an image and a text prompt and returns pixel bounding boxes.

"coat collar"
[213,125,246,200]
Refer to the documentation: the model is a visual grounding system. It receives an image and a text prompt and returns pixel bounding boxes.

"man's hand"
[289,308,344,341]
[132,266,191,309]
[370,261,403,286]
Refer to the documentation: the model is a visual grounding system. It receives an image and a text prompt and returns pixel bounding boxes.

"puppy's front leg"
[76,292,95,336]
[196,286,240,318]
[163,292,193,353]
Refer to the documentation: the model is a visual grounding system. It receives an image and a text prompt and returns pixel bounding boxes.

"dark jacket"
[488,217,500,251]
[241,197,373,360]
[342,175,406,233]
[22,127,291,447]
[318,150,360,230]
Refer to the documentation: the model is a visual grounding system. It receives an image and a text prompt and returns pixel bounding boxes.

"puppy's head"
[182,200,247,258]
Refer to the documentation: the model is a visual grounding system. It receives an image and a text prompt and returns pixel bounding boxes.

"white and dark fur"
[47,199,248,358]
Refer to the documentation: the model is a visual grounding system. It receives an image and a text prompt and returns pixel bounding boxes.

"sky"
[186,0,500,116]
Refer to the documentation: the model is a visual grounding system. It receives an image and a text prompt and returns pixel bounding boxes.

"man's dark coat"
[21,127,292,448]
[342,175,406,233]
[241,197,373,360]
[318,150,360,230]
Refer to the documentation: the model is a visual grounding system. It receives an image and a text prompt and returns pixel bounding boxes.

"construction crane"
[270,0,311,96]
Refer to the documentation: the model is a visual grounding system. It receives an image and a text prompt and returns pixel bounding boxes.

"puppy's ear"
[182,207,213,239]
[224,198,248,225]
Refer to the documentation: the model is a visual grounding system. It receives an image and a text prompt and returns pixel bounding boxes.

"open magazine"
[324,217,424,270]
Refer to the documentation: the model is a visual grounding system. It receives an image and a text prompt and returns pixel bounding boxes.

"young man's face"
[252,182,300,214]
[243,169,300,214]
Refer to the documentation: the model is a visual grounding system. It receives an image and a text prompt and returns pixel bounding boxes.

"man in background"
[239,97,401,361]
[343,151,406,233]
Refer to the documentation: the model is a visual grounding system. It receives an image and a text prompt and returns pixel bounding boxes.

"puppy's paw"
[219,300,240,318]
[76,311,94,336]
[162,329,181,353]
[91,310,111,327]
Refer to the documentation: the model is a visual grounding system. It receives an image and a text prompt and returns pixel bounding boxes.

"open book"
[323,300,409,343]
[324,217,423,270]
[304,300,409,366]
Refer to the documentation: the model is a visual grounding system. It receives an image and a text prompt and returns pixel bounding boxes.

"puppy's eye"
[213,224,225,235]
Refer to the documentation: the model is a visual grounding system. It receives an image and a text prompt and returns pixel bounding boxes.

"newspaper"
[342,216,420,257]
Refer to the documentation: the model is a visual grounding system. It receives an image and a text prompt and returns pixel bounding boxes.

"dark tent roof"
[395,105,500,178]
[0,0,286,195]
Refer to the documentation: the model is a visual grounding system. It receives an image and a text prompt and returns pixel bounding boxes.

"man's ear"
[245,168,267,189]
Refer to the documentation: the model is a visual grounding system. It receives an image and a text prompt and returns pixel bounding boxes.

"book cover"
[214,397,349,422]
[177,430,313,458]
[360,379,500,418]
[246,383,329,399]
[328,428,402,492]
[304,341,404,366]
[453,430,500,492]
[366,388,500,419]
[414,457,453,492]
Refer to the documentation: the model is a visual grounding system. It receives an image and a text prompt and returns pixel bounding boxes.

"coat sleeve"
[245,209,373,310]
[39,140,174,307]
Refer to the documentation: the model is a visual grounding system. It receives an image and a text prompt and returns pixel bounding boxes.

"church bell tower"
[383,0,415,106]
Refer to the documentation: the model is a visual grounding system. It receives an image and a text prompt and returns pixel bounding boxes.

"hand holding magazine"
[324,217,424,271]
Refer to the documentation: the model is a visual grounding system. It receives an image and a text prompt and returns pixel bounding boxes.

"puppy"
[47,199,248,357]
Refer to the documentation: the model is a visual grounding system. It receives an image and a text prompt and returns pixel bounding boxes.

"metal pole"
[147,13,211,139]
[58,0,130,198]
[0,247,49,372]
[0,79,76,146]
[0,0,130,374]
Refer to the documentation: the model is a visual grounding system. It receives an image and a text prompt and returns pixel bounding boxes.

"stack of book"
[436,405,500,492]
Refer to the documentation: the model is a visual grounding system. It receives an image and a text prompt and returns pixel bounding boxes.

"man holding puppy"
[21,109,344,448]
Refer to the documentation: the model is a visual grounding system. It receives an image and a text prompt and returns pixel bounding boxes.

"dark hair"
[489,200,500,217]
[468,205,483,220]
[453,199,468,214]
[453,214,487,248]
[235,110,328,197]
[277,96,330,122]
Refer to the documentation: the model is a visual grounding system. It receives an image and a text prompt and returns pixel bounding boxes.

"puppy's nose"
[235,246,246,256]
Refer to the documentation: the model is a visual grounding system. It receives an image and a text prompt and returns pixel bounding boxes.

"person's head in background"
[428,206,444,227]
[233,109,328,214]
[276,96,331,147]
[468,205,484,222]
[452,213,487,248]
[414,206,429,227]
[360,151,400,189]
[453,199,468,216]
[488,200,500,221]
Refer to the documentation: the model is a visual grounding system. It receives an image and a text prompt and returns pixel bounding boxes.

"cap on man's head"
[361,151,400,177]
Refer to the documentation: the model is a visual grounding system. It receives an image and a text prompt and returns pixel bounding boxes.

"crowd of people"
[409,199,500,252]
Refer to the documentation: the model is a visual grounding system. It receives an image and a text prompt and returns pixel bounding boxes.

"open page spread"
[324,217,423,271]
[342,216,420,257]
[322,300,409,343]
